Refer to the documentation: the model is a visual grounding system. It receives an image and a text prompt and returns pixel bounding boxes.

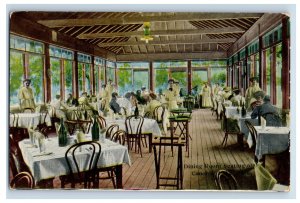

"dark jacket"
[109,97,121,114]
[251,101,281,126]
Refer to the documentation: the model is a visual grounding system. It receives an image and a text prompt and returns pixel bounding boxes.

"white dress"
[201,86,212,108]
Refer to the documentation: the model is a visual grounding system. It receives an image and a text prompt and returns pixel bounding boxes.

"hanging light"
[141,22,153,43]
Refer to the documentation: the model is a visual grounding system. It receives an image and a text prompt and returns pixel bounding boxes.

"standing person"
[213,83,222,98]
[165,79,178,110]
[201,82,212,108]
[18,78,35,111]
[245,77,261,109]
[173,80,180,98]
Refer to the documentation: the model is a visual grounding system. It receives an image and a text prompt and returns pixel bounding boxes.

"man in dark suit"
[251,95,281,126]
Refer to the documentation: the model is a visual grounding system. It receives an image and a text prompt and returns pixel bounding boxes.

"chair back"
[255,163,277,190]
[65,141,101,188]
[262,112,282,127]
[10,172,34,189]
[153,105,165,123]
[96,115,107,129]
[111,129,127,145]
[125,115,144,135]
[215,170,238,190]
[105,124,119,139]
[244,120,258,148]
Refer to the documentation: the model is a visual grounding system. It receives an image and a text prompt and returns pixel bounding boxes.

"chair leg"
[222,133,228,147]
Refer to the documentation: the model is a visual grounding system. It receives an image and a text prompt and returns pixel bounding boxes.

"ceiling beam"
[38,13,262,27]
[116,51,227,61]
[98,38,236,47]
[77,27,244,39]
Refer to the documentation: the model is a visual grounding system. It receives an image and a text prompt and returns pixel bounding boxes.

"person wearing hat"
[165,83,178,110]
[201,82,212,108]
[251,95,281,126]
[144,93,162,118]
[230,88,245,106]
[222,86,232,100]
[173,80,180,98]
[141,86,150,101]
[245,77,261,109]
[18,78,36,111]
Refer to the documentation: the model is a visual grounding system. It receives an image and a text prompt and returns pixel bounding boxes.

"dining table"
[10,112,51,129]
[18,135,131,189]
[251,126,290,160]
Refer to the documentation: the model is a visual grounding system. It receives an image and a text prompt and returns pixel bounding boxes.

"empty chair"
[95,115,107,129]
[111,129,127,145]
[255,163,277,190]
[105,124,119,139]
[153,105,165,134]
[10,171,34,189]
[221,110,243,148]
[60,141,101,189]
[125,115,144,157]
[215,170,238,190]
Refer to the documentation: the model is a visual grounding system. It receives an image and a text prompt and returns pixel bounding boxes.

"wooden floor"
[50,108,283,190]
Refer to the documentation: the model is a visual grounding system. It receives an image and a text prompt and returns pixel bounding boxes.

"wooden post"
[44,43,51,103]
[259,35,264,90]
[149,61,154,92]
[73,52,78,98]
[91,56,95,96]
[281,16,290,110]
[187,60,192,94]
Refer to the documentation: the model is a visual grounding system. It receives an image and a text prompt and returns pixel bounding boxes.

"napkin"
[261,116,266,129]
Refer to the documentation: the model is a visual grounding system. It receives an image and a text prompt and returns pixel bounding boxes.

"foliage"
[155,69,168,93]
[29,55,43,103]
[10,51,24,104]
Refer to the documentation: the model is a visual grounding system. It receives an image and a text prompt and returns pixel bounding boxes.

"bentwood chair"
[215,170,238,190]
[111,129,127,145]
[105,124,119,139]
[244,120,264,166]
[153,105,166,135]
[221,110,243,148]
[60,141,101,189]
[10,172,34,189]
[125,115,144,157]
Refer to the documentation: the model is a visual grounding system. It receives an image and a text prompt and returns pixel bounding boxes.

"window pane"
[265,48,271,96]
[15,38,25,51]
[211,68,226,86]
[94,65,100,94]
[29,54,44,103]
[155,69,168,93]
[118,69,133,96]
[64,60,73,99]
[192,70,207,88]
[10,51,24,105]
[50,57,60,101]
[133,70,149,92]
[85,64,91,95]
[171,71,187,90]
[276,44,282,108]
[107,67,115,83]
[78,63,84,95]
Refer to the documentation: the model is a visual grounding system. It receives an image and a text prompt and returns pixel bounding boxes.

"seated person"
[136,90,147,105]
[251,95,282,126]
[144,93,162,118]
[109,92,121,115]
[230,88,245,106]
[222,87,232,100]
[66,93,73,106]
[50,94,69,119]
[78,92,95,111]
[249,90,265,111]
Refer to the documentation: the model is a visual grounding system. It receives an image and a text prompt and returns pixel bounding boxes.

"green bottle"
[92,115,100,141]
[58,118,68,147]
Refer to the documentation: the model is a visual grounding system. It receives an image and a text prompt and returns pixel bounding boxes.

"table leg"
[115,165,123,189]
[148,133,152,153]
[170,121,174,156]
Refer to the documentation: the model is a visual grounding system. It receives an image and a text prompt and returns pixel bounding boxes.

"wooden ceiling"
[13,12,263,61]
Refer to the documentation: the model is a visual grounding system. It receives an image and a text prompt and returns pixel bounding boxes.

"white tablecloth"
[19,136,131,183]
[238,116,259,139]
[253,126,290,160]
[10,113,51,129]
[106,117,162,136]
[225,106,240,118]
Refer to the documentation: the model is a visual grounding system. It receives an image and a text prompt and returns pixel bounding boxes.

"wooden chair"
[221,110,243,148]
[95,115,107,129]
[10,172,34,189]
[125,115,144,157]
[244,120,264,166]
[22,107,35,113]
[105,124,119,139]
[215,170,238,190]
[111,129,127,145]
[60,141,101,189]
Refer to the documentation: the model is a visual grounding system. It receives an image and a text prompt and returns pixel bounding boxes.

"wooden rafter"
[37,13,262,27]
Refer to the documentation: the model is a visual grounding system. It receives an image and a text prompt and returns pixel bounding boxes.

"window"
[106,61,115,83]
[10,35,45,104]
[276,44,282,108]
[94,57,105,94]
[117,62,149,96]
[192,69,207,88]
[154,62,169,93]
[50,45,74,100]
[78,53,92,95]
[9,51,24,105]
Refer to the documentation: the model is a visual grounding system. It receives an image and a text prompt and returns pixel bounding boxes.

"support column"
[73,52,79,98]
[149,61,154,92]
[259,36,264,90]
[44,43,51,103]
[187,60,192,94]
[91,56,95,96]
[281,16,290,110]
